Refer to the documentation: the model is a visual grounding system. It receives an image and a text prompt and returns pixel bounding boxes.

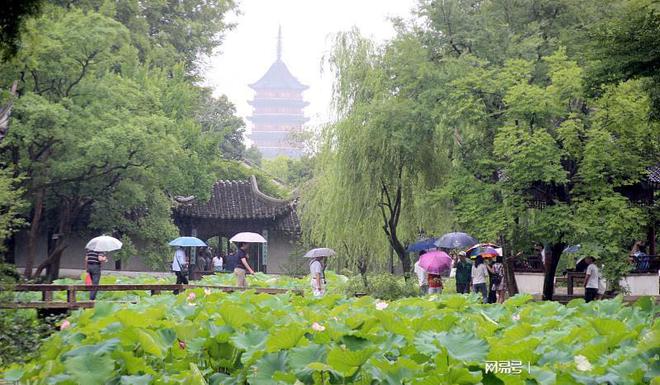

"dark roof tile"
[174,176,300,233]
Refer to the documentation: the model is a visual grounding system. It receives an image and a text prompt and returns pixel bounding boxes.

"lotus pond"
[2,287,658,385]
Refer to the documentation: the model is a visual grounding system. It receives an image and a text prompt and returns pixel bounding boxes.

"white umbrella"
[86,235,122,252]
[230,232,267,243]
[303,248,336,258]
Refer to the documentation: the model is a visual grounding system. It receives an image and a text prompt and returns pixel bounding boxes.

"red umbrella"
[466,243,502,258]
[418,250,453,274]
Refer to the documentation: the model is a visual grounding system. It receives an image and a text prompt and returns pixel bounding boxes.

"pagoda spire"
[277,25,282,61]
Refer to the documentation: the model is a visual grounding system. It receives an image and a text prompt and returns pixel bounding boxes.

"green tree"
[1,3,240,279]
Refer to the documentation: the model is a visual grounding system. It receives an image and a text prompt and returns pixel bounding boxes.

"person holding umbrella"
[84,249,107,300]
[304,248,335,297]
[84,235,122,300]
[227,242,255,287]
[172,246,188,293]
[418,250,452,294]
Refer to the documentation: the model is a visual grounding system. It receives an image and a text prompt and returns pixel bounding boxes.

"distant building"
[248,27,308,159]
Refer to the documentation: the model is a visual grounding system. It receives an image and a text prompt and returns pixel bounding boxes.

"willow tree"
[301,31,451,275]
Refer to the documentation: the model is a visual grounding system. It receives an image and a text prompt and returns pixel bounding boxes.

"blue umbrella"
[169,236,207,247]
[406,238,438,252]
[434,232,478,249]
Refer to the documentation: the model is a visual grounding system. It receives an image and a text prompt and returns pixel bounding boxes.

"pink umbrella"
[418,250,453,274]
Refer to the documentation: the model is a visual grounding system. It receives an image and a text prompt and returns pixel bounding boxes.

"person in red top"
[427,273,443,294]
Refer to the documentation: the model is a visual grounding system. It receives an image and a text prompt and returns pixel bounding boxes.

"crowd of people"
[84,236,641,304]
[414,251,507,303]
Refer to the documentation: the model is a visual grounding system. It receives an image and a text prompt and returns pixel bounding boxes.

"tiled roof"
[249,60,308,91]
[174,176,300,233]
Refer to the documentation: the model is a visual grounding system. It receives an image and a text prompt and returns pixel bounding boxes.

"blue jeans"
[473,283,487,303]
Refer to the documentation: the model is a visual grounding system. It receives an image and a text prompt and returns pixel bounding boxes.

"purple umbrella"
[418,250,453,274]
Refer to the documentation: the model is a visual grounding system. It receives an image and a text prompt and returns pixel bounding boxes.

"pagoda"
[248,27,308,158]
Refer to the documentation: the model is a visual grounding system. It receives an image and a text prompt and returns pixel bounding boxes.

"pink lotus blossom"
[375,301,389,310]
[187,292,196,302]
[311,322,326,332]
[60,319,71,330]
[178,339,186,349]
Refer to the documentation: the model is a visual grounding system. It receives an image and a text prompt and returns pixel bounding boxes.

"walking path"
[16,268,172,279]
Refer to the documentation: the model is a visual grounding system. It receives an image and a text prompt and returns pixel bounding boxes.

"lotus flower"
[178,339,186,349]
[204,288,212,296]
[311,322,325,331]
[187,292,196,302]
[575,355,592,371]
[60,320,70,330]
[375,301,388,310]
[512,313,520,321]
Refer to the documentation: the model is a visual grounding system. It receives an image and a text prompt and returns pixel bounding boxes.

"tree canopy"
[0,0,245,279]
[302,0,659,297]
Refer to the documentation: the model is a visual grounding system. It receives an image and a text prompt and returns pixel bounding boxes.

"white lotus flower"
[311,322,326,331]
[204,288,212,296]
[575,355,592,371]
[375,301,389,310]
[512,313,521,321]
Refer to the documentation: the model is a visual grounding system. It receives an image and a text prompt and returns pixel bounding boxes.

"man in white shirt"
[583,256,599,303]
[414,259,428,295]
[310,256,326,297]
[172,247,188,294]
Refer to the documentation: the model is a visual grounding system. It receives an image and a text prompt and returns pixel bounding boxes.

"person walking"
[310,256,327,297]
[584,256,599,303]
[455,251,472,294]
[227,242,255,288]
[172,246,188,294]
[487,256,506,303]
[414,251,428,295]
[85,249,107,300]
[471,255,489,303]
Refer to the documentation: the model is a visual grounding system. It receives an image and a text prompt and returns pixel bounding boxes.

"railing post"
[567,274,573,296]
[67,286,76,304]
[42,290,53,302]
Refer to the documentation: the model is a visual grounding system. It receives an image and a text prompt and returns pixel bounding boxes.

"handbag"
[84,272,92,285]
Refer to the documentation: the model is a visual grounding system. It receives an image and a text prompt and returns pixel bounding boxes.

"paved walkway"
[16,268,172,279]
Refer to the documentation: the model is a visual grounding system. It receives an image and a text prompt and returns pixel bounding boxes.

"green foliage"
[0,0,244,273]
[0,309,64,367]
[302,0,659,289]
[4,291,658,384]
[344,274,421,300]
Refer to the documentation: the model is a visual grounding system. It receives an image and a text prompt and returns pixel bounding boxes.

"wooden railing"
[0,284,304,309]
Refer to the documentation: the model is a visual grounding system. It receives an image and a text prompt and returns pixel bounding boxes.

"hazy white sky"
[203,0,417,137]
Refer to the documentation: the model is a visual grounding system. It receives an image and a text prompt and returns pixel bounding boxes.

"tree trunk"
[33,200,78,282]
[542,242,565,300]
[24,188,45,279]
[499,236,519,295]
[379,177,410,278]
